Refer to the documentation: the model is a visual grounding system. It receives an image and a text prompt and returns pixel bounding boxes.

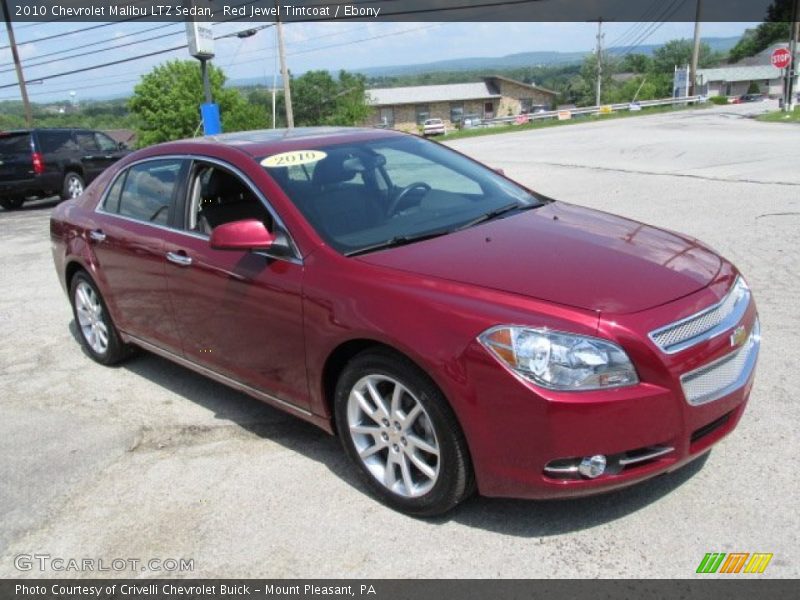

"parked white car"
[422,118,446,136]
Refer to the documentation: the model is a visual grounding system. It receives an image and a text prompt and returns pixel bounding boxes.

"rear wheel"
[61,172,84,200]
[69,271,130,365]
[334,349,474,516]
[0,197,24,210]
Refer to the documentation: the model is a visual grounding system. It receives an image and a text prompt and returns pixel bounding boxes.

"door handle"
[166,251,192,267]
[88,229,106,242]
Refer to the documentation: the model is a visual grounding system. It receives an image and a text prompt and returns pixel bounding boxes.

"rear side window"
[102,173,126,214]
[0,133,32,155]
[118,160,184,225]
[37,131,77,154]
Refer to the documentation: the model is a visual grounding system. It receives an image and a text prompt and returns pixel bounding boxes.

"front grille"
[680,319,760,406]
[649,277,750,354]
[691,411,732,444]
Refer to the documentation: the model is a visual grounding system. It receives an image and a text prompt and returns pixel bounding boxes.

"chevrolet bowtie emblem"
[730,325,748,348]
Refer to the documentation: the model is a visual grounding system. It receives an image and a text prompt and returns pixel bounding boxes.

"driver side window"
[187,164,273,236]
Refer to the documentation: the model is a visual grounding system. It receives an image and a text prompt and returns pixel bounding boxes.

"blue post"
[201,103,221,135]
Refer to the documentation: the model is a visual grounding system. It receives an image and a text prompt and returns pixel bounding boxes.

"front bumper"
[459,283,760,500]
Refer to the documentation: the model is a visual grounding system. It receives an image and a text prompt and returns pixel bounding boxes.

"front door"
[74,130,125,183]
[161,161,309,411]
[484,101,494,120]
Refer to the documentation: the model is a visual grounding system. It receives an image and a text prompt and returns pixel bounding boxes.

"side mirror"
[117,141,128,150]
[210,219,275,251]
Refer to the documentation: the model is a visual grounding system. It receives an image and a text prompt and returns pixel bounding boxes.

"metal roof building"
[365,76,558,132]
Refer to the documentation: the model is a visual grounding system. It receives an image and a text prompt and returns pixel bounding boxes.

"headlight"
[478,326,639,391]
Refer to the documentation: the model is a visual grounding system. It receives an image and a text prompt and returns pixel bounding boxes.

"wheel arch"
[320,337,465,439]
[63,164,85,178]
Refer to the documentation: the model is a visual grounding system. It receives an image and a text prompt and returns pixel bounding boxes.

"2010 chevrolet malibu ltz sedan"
[50,128,760,516]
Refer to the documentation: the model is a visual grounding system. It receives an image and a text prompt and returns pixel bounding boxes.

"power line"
[606,1,662,52]
[0,21,133,51]
[0,1,534,96]
[0,23,182,69]
[0,27,187,75]
[613,0,690,61]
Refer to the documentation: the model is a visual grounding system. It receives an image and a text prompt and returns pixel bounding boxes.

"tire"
[334,349,474,517]
[61,172,85,201]
[0,197,24,210]
[69,271,131,365]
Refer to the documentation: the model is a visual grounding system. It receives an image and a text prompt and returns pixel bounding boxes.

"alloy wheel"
[346,374,440,497]
[67,175,84,198]
[74,281,109,354]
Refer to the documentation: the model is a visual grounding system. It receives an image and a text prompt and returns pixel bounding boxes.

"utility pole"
[1,0,32,126]
[275,4,294,129]
[595,19,604,107]
[689,0,703,96]
[787,0,799,111]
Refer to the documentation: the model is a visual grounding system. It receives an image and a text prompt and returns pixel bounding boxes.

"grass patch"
[757,107,800,123]
[438,102,712,141]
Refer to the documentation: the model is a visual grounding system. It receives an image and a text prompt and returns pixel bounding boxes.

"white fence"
[480,96,704,127]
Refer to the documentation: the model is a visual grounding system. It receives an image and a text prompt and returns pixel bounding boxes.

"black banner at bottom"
[1,580,797,600]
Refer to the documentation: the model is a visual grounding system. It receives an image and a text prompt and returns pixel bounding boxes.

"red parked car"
[50,128,760,516]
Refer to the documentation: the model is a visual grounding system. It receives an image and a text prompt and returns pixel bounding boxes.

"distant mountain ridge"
[228,36,741,88]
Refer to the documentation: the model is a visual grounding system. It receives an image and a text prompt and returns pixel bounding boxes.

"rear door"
[0,132,33,183]
[89,158,189,353]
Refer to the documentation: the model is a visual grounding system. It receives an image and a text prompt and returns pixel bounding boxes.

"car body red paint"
[50,128,759,502]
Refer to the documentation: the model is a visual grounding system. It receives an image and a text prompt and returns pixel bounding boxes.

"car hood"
[357,202,722,314]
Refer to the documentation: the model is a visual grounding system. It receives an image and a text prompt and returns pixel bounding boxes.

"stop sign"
[771,47,792,69]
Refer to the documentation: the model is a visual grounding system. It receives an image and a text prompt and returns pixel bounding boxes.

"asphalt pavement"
[0,101,797,578]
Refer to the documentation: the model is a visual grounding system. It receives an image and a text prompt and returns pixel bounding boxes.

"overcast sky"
[0,21,756,104]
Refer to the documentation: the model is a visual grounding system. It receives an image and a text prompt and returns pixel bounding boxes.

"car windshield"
[260,135,544,255]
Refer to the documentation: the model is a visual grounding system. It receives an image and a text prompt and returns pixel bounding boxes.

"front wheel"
[334,350,474,516]
[61,172,84,201]
[69,271,130,365]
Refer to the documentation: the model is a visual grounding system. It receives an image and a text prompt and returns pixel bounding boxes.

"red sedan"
[50,128,760,516]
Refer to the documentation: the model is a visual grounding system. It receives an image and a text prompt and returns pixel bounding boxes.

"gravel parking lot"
[1,101,797,578]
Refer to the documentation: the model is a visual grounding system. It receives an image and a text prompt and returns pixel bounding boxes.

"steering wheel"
[387,182,431,216]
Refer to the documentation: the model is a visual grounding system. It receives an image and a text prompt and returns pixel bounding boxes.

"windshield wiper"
[345,229,450,257]
[455,202,539,232]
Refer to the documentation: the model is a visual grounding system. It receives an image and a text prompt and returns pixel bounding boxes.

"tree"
[129,60,266,146]
[729,0,793,62]
[572,53,618,105]
[619,53,652,74]
[651,39,720,73]
[291,69,370,126]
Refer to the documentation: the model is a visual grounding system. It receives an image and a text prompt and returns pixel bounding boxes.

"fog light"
[578,454,607,479]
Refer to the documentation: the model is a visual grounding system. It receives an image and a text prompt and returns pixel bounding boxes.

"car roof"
[157,126,406,157]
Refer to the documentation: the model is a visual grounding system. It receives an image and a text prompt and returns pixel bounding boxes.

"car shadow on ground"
[69,321,710,537]
[0,197,61,214]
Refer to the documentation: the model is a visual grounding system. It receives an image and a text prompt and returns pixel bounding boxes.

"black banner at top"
[0,0,791,23]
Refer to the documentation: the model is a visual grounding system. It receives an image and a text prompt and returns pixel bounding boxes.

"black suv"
[0,128,129,210]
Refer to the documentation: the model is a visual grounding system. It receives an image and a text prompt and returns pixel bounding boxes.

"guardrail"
[479,96,704,127]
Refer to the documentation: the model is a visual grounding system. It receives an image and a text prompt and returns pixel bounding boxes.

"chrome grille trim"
[618,445,674,466]
[680,318,760,406]
[649,277,750,354]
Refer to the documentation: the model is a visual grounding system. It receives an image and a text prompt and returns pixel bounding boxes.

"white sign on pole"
[186,21,215,59]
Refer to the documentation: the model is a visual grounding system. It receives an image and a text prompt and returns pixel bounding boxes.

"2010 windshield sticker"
[261,150,327,168]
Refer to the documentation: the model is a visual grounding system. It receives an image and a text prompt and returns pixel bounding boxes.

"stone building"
[365,76,558,132]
